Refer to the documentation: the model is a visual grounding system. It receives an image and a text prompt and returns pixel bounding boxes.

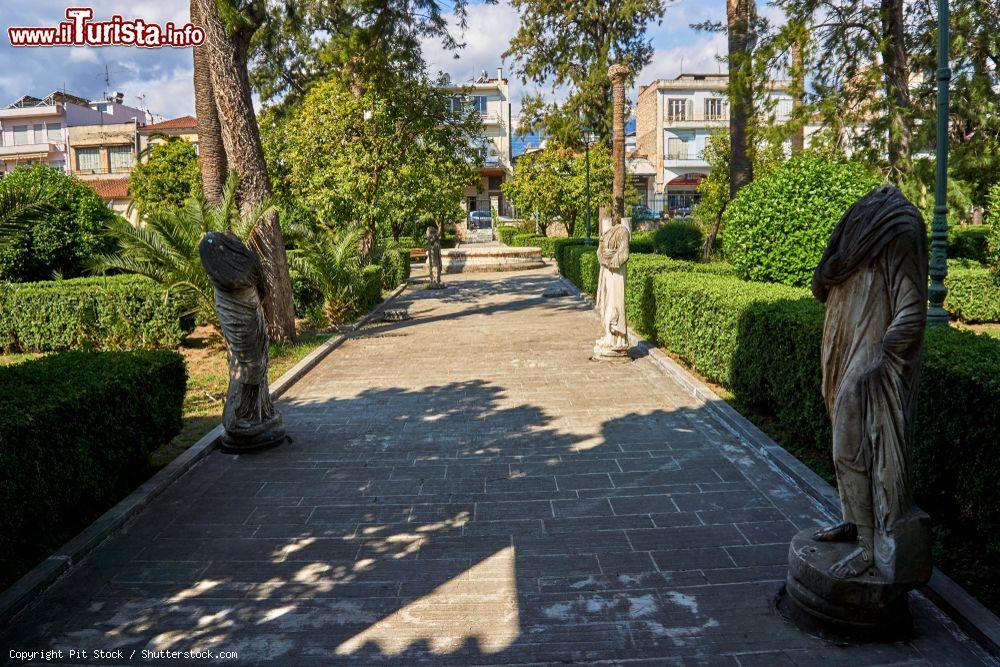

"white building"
[449,68,514,224]
[634,73,818,214]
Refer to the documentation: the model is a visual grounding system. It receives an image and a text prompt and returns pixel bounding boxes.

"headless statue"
[593,219,631,359]
[199,232,286,452]
[810,186,928,581]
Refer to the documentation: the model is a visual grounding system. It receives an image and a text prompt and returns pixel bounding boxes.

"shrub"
[380,248,411,290]
[948,226,989,264]
[497,226,520,245]
[0,350,186,589]
[0,275,187,353]
[724,152,881,287]
[944,265,1000,323]
[988,182,1000,281]
[129,139,201,216]
[653,221,704,260]
[553,238,588,274]
[630,231,656,254]
[358,264,383,313]
[626,255,736,337]
[0,164,118,282]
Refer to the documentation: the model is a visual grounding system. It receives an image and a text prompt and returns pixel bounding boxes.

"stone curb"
[557,273,1000,657]
[0,281,410,627]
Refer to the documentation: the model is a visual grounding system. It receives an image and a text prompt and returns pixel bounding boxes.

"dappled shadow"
[0,273,979,666]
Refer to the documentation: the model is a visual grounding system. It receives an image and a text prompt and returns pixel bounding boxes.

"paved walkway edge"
[558,274,1000,657]
[0,281,410,627]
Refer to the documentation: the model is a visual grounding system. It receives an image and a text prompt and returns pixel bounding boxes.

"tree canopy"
[129,139,202,217]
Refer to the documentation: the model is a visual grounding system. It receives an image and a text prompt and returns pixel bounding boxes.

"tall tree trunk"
[727,0,753,199]
[196,0,297,342]
[608,64,629,222]
[790,35,806,154]
[190,0,226,204]
[880,0,912,175]
[703,204,727,262]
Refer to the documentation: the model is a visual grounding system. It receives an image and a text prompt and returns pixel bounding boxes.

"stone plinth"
[784,509,932,634]
[442,246,546,273]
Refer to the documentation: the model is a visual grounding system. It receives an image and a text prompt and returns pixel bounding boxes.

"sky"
[0,0,744,121]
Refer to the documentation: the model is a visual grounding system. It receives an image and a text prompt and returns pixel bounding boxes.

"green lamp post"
[927,0,951,326]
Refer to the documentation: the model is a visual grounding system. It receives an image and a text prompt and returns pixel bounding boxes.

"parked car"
[468,210,492,229]
[632,205,657,221]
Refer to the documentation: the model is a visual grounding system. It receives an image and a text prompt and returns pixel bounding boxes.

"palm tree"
[190,0,227,203]
[91,173,272,323]
[0,181,53,249]
[727,0,754,198]
[286,224,365,326]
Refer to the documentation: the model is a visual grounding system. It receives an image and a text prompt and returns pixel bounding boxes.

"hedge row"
[0,350,187,589]
[380,249,411,291]
[358,264,383,314]
[497,226,520,245]
[948,226,989,264]
[944,265,1000,323]
[0,276,187,353]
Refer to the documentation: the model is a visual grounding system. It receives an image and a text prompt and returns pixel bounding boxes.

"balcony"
[663,111,728,128]
[0,142,60,160]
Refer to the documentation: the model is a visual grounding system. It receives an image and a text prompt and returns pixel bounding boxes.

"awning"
[1,152,49,161]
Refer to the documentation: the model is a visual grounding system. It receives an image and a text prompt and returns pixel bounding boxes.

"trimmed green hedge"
[0,276,187,353]
[497,226,520,245]
[380,249,411,290]
[945,265,1000,323]
[652,221,704,260]
[949,226,989,264]
[359,264,383,313]
[0,350,186,589]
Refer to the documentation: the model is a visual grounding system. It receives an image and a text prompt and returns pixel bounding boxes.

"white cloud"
[116,66,194,120]
[422,0,520,87]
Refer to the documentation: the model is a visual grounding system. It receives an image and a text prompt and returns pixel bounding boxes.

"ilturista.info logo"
[7,7,205,48]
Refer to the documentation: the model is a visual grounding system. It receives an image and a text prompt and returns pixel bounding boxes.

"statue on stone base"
[784,186,931,633]
[592,218,631,360]
[199,232,287,452]
[426,225,444,289]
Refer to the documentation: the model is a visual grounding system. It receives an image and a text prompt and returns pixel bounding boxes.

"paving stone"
[0,269,988,666]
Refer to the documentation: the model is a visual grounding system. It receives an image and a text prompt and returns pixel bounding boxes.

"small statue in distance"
[426,225,444,289]
[199,231,287,452]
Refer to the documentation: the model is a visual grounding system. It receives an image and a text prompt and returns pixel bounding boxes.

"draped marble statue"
[784,186,931,633]
[199,232,287,452]
[592,219,631,360]
[426,225,444,289]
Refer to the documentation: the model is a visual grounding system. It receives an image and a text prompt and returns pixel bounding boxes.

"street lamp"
[582,128,598,245]
[927,0,950,326]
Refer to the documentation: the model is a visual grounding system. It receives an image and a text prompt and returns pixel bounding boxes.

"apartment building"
[139,115,199,153]
[449,68,514,224]
[635,73,815,214]
[0,91,145,176]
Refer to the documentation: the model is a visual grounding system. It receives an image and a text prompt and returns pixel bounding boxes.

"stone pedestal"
[784,509,932,634]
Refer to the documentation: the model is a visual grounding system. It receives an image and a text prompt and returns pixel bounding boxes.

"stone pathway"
[2,268,992,666]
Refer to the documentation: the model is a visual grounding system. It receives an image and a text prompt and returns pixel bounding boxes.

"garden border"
[0,281,410,626]
[557,273,1000,657]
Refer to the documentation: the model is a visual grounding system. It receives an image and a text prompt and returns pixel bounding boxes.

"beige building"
[635,73,821,215]
[138,115,199,152]
[68,121,142,223]
[449,69,514,228]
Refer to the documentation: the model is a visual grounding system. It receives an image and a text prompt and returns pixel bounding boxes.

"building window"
[471,96,488,115]
[667,137,688,160]
[488,175,503,190]
[13,125,29,145]
[46,123,62,143]
[666,98,689,121]
[704,98,726,121]
[76,147,101,172]
[450,96,465,114]
[50,159,66,172]
[109,145,134,171]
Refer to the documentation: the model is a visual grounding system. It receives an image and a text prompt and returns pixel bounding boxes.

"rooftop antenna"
[103,64,111,99]
[680,56,685,75]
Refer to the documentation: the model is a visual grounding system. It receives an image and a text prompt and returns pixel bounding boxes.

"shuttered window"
[76,147,101,171]
[109,145,134,171]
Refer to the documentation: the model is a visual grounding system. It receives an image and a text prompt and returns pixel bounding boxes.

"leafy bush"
[948,226,989,264]
[380,248,411,290]
[653,221,703,260]
[553,238,588,274]
[0,276,187,352]
[358,264,383,313]
[129,139,201,216]
[944,265,1000,323]
[626,254,736,337]
[0,164,118,282]
[988,182,1000,281]
[0,350,186,589]
[724,152,881,287]
[630,231,656,254]
[497,226,520,245]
